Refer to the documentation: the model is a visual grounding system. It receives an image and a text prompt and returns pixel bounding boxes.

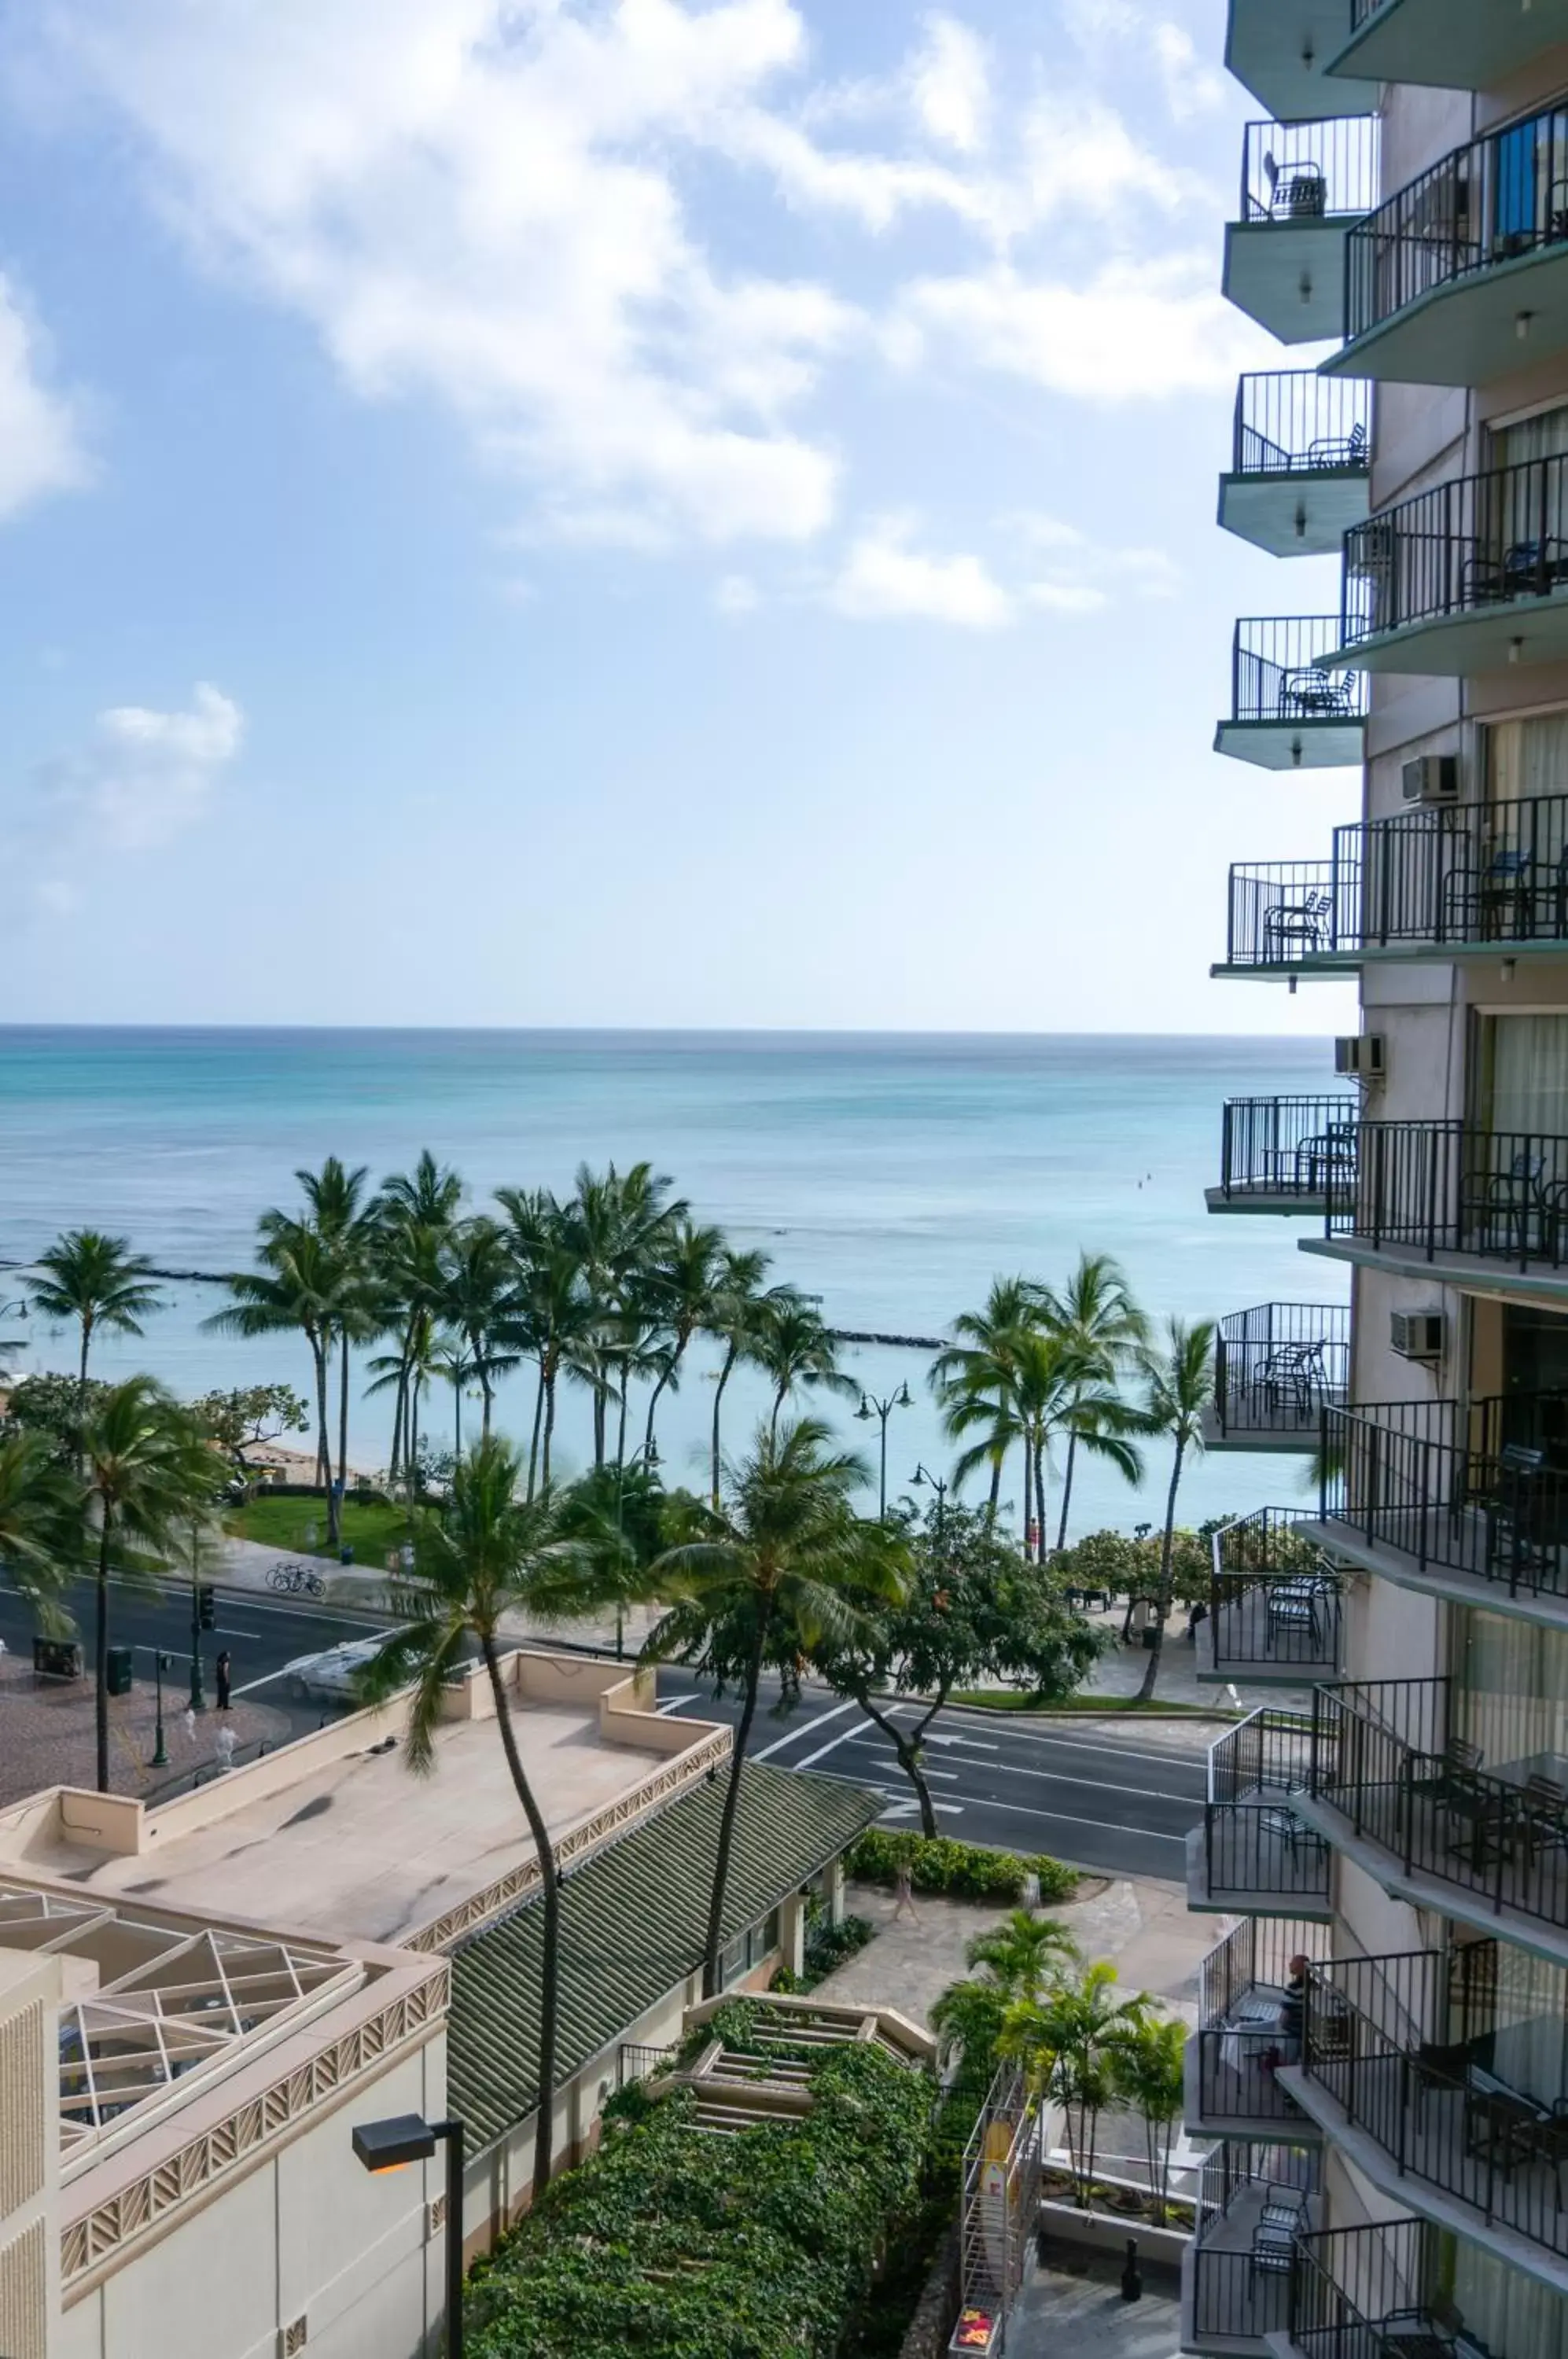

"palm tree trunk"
[481,1636,562,2195]
[479,1361,493,1442]
[593,1382,605,1469]
[1032,1438,1048,1564]
[310,1342,338,1543]
[95,1509,112,1794]
[337,1331,351,1499]
[711,1342,738,1507]
[986,1450,1003,1522]
[542,1367,558,1495]
[701,1617,767,1998]
[455,1381,462,1456]
[1055,1429,1079,1555]
[389,1371,407,1492]
[1137,1437,1187,1702]
[78,1319,92,1417]
[527,1361,547,1500]
[615,1367,629,1471]
[644,1360,673,1456]
[770,1378,787,1441]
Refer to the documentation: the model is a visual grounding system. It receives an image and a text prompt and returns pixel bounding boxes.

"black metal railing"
[1346,98,1568,344]
[1231,616,1367,730]
[1329,1121,1568,1272]
[1291,2220,1444,2359]
[1216,1096,1359,1203]
[1233,374,1371,480]
[1241,118,1380,226]
[1336,793,1568,954]
[1214,1305,1351,1438]
[1304,1946,1568,2260]
[1312,1675,1568,1934]
[1321,1392,1568,1598]
[1209,1507,1343,1676]
[1204,1708,1332,1904]
[1344,453,1568,649]
[618,2042,678,2089]
[1225,860,1354,968]
[1196,1916,1331,2129]
[1191,2145,1319,2347]
[1201,1916,1332,2030]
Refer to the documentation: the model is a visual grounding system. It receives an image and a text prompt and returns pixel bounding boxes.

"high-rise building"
[1187,11,1568,2357]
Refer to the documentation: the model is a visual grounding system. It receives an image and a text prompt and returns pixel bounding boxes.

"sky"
[0,0,1359,1035]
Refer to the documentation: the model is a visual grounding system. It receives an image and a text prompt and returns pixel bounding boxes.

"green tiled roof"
[447,1759,879,2148]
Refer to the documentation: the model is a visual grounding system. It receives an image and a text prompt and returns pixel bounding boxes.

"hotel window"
[1476,1011,1568,1136]
[1456,1606,1568,1774]
[1438,2225,1568,2359]
[1488,709,1568,803]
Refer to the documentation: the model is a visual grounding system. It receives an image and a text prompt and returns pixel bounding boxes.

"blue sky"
[0,0,1358,1034]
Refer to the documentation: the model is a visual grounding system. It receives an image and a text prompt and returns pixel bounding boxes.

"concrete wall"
[57,2030,447,2359]
[0,1951,61,2359]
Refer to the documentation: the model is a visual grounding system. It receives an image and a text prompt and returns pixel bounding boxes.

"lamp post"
[188,1519,206,1714]
[911,1463,949,1539]
[352,2112,466,2359]
[151,1651,172,1768]
[856,1384,912,1519]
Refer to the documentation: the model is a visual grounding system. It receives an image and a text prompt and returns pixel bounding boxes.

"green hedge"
[845,1830,1077,1904]
[466,2039,931,2359]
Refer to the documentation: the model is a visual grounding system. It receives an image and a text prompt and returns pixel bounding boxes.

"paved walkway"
[1007,2250,1182,2359]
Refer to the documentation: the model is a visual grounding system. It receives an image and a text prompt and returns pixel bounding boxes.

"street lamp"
[352,2111,466,2359]
[856,1384,912,1519]
[149,1651,173,1768]
[911,1462,949,1538]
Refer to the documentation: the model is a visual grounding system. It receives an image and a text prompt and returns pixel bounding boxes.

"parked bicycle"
[266,1561,327,1599]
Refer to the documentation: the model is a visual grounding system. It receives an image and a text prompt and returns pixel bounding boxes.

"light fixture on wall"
[1510,638,1525,664]
[1518,311,1535,341]
[1501,959,1517,981]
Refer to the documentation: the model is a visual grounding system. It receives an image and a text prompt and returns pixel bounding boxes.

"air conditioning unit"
[1336,1033,1386,1080]
[1402,755,1459,805]
[1390,1310,1445,1363]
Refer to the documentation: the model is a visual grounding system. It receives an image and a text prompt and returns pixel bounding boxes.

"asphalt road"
[653,1669,1209,1882]
[0,1575,394,1745]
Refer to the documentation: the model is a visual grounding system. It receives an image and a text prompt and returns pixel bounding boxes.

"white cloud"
[716,572,760,614]
[827,515,1012,628]
[1020,95,1216,226]
[0,276,88,523]
[1060,0,1225,121]
[40,684,244,853]
[1025,581,1107,615]
[909,15,989,155]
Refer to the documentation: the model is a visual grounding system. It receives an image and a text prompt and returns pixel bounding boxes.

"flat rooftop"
[0,1652,727,1951]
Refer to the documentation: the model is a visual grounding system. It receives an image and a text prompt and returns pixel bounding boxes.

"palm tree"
[750,1296,858,1438]
[946,1329,1139,1563]
[375,1154,465,1485]
[963,1909,1080,2002]
[1110,2015,1187,2224]
[271,1159,378,1501]
[360,1437,614,2195]
[29,1231,163,1408]
[502,1217,600,1500]
[704,1250,782,1507]
[1001,1959,1151,2206]
[930,1277,1043,1521]
[77,1379,216,1792]
[1133,1317,1216,1702]
[1037,1253,1149,1551]
[204,1227,346,1538]
[642,1218,727,1456]
[646,1418,905,1997]
[438,1218,522,1441]
[0,1430,76,1625]
[561,1163,686,1466]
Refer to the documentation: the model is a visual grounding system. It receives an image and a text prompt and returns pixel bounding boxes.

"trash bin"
[106,1645,134,1697]
[340,1544,355,1566]
[33,1636,84,1683]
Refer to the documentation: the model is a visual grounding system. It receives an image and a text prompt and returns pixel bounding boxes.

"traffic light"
[197,1585,217,1631]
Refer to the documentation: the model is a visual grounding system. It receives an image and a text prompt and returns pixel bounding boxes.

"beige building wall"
[0,1950,62,2359]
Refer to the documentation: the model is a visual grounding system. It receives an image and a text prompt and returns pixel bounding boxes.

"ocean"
[0,1029,1345,1536]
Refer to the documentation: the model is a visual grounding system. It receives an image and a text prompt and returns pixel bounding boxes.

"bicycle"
[267,1561,326,1599]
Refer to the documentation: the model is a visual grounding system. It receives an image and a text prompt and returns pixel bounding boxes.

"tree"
[1036,1253,1149,1551]
[0,1430,77,1627]
[641,1218,727,1456]
[1001,1959,1152,2206]
[29,1231,163,1407]
[945,1329,1139,1564]
[704,1251,784,1507]
[204,1227,347,1538]
[271,1158,379,1502]
[76,1379,217,1793]
[646,1419,906,1997]
[749,1296,858,1438]
[560,1162,686,1467]
[1,1371,113,1462]
[1133,1318,1216,1703]
[190,1382,311,1468]
[438,1218,522,1442]
[374,1154,465,1489]
[931,1909,1080,2111]
[815,1502,1099,1833]
[930,1277,1043,1522]
[1110,2015,1187,2224]
[359,1437,614,2197]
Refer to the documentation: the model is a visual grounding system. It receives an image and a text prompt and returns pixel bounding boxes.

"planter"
[1036,2197,1191,2269]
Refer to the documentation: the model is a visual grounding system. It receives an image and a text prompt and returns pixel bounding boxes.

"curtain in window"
[1497,406,1568,469]
[1489,1012,1568,1135]
[1485,1942,1568,2103]
[1452,2230,1568,2359]
[1456,1606,1568,1767]
[1489,710,1568,801]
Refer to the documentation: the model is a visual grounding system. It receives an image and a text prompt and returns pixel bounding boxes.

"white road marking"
[751,1698,860,1764]
[232,1672,286,1697]
[969,1793,1187,1843]
[656,1695,700,1716]
[926,1732,997,1751]
[791,1713,885,1772]
[826,1732,1186,1808]
[878,1797,965,1821]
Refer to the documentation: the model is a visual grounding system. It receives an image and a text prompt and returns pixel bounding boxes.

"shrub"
[845,1830,1078,1904]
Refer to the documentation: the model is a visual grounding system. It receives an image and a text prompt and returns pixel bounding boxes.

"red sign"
[951,2309,997,2353]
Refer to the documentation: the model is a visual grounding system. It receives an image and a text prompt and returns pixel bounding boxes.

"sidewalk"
[1007,2250,1182,2359]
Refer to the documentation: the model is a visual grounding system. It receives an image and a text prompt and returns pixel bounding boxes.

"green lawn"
[948,1688,1239,1719]
[223,1492,414,1568]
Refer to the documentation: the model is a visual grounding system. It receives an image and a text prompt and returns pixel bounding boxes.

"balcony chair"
[1307,420,1368,472]
[1277,666,1356,719]
[1441,845,1535,944]
[1514,2095,1568,2197]
[1293,1123,1357,1196]
[1462,537,1568,609]
[1262,889,1334,962]
[1465,1150,1568,1265]
[1257,1805,1328,1882]
[1378,2309,1464,2359]
[1506,1771,1568,1874]
[1261,153,1327,221]
[1483,1443,1558,1589]
[1401,1738,1506,1865]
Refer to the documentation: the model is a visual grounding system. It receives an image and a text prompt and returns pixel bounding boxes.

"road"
[0,1574,395,1746]
[654,1669,1208,1882]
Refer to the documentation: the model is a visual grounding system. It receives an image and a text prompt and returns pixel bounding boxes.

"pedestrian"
[215,1649,232,1713]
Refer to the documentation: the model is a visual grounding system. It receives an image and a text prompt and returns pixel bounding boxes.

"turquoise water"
[0,1029,1345,1533]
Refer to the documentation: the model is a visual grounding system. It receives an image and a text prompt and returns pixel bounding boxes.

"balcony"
[1220,374,1372,559]
[1201,1509,1344,1688]
[1316,1393,1568,1621]
[1314,1120,1568,1296]
[1187,1706,1332,1916]
[1227,0,1378,124]
[1216,618,1367,770]
[1215,859,1360,981]
[1340,457,1568,677]
[1290,2218,1496,2359]
[1208,1095,1358,1216]
[1329,0,1568,97]
[1306,1676,1568,1962]
[1184,2145,1323,2357]
[1225,119,1379,344]
[1292,1945,1568,2271]
[1209,1305,1351,1452]
[1187,1915,1331,2140]
[1330,105,1568,388]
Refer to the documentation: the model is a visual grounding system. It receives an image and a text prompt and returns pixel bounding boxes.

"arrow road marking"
[925,1732,997,1750]
[878,1794,966,1821]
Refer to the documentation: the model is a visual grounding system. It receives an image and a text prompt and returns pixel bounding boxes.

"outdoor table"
[1219,1995,1284,2077]
[1494,1751,1568,1790]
